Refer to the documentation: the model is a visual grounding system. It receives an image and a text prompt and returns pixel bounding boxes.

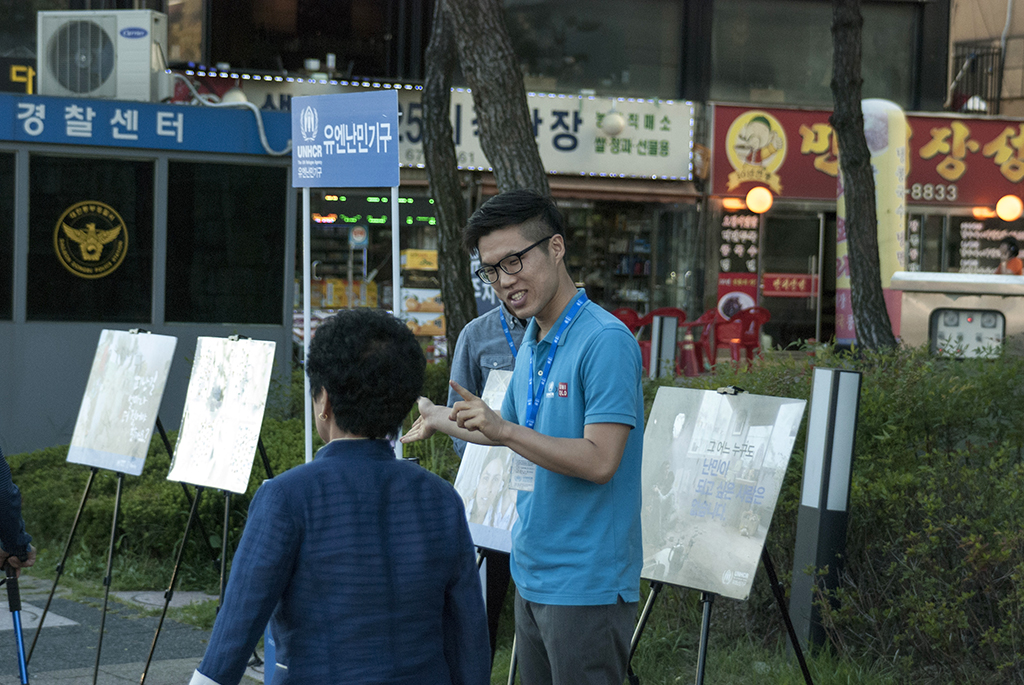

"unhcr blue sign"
[291,90,400,188]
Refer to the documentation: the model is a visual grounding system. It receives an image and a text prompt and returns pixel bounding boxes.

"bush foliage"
[662,345,1024,684]
[8,345,1024,683]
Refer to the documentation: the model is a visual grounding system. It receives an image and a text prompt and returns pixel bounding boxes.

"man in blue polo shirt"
[403,189,644,685]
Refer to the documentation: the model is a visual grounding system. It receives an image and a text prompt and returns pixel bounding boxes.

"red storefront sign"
[762,273,819,298]
[716,273,758,319]
[712,104,1024,206]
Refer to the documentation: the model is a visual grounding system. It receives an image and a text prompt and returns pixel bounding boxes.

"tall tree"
[422,2,476,357]
[830,0,898,349]
[422,0,549,353]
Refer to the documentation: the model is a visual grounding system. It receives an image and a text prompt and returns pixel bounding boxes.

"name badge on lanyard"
[510,292,588,492]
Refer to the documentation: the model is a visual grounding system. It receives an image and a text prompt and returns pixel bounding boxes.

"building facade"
[6,0,1013,450]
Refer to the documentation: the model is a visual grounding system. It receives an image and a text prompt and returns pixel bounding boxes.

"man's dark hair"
[306,308,425,440]
[463,188,565,254]
[1002,236,1020,258]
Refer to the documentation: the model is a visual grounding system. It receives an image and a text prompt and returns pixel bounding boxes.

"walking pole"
[3,561,29,683]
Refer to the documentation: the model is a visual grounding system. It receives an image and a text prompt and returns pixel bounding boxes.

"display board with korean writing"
[641,387,806,601]
[951,218,1024,274]
[712,104,1024,207]
[67,329,178,476]
[291,90,400,188]
[167,337,276,494]
[716,212,760,319]
[396,91,694,180]
[453,371,518,553]
[0,92,289,155]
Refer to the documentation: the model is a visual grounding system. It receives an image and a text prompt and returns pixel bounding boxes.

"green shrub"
[649,345,1024,684]
[9,415,309,591]
[10,343,1024,683]
[422,359,452,407]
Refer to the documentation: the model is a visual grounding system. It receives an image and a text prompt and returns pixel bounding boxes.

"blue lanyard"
[525,292,587,429]
[498,308,518,357]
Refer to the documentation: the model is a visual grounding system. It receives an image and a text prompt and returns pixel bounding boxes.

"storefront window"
[0,153,13,320]
[561,200,655,312]
[711,0,917,108]
[166,162,287,324]
[505,0,682,98]
[298,191,439,336]
[27,155,154,322]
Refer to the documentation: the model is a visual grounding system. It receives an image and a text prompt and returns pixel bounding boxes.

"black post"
[140,486,205,684]
[219,492,232,609]
[789,369,861,651]
[626,580,665,684]
[94,472,125,685]
[761,548,814,685]
[28,466,97,664]
[155,418,220,568]
[694,592,715,685]
[257,438,274,480]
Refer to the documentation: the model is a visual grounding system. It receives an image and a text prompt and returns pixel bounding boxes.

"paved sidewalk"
[0,575,266,684]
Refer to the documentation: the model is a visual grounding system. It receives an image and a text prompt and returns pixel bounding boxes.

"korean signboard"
[712,103,1024,207]
[0,91,290,155]
[397,90,693,179]
[290,90,400,188]
[717,212,760,318]
[0,58,35,94]
[237,79,694,180]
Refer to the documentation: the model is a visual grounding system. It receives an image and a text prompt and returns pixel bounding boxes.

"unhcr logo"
[300,106,319,142]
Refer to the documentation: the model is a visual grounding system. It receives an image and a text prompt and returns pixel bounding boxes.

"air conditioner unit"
[37,10,172,102]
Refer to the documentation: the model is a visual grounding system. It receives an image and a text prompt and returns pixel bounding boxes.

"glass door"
[758,212,834,347]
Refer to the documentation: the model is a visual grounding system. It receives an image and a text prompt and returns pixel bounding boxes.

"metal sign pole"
[303,186,313,464]
[391,184,403,458]
[291,91,400,462]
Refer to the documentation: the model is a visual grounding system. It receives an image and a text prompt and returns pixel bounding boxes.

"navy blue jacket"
[0,446,32,559]
[195,439,490,685]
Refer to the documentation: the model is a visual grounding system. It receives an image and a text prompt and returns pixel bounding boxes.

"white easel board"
[641,387,806,600]
[453,370,518,553]
[167,337,276,494]
[67,329,178,476]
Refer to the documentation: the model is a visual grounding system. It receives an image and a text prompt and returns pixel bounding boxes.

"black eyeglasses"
[475,236,553,284]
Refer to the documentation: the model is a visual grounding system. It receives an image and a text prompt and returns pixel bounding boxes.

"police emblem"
[53,201,128,279]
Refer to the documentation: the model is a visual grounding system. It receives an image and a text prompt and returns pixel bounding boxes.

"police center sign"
[291,90,400,188]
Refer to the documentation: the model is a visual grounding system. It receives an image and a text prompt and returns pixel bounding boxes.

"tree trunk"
[422,0,552,355]
[443,0,550,194]
[423,0,477,354]
[830,0,898,350]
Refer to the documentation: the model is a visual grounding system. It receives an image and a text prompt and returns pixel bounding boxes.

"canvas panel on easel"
[167,337,276,494]
[67,329,178,476]
[453,370,518,553]
[641,387,806,600]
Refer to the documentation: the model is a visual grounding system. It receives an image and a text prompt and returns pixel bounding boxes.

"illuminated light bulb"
[722,197,746,211]
[996,194,1023,222]
[745,186,773,214]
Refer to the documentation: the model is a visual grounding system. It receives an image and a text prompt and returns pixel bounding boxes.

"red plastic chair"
[684,309,721,372]
[713,306,771,367]
[611,307,643,335]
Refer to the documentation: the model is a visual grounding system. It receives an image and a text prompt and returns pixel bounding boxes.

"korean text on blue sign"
[0,92,290,155]
[291,90,400,188]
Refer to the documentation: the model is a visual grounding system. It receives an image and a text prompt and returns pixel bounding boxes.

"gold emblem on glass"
[53,201,128,279]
